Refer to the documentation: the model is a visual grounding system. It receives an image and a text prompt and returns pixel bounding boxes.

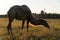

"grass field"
[0,18,60,40]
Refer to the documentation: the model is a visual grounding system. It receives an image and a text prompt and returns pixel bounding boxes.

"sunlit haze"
[0,0,60,15]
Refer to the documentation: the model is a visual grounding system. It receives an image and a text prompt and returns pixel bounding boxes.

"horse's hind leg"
[7,18,14,38]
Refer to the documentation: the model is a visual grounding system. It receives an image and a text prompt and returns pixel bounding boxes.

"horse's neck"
[29,14,40,25]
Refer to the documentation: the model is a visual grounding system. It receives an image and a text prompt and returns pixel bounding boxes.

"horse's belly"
[15,17,26,20]
[15,14,27,20]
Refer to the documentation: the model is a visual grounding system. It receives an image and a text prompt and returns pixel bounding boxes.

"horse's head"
[38,19,50,28]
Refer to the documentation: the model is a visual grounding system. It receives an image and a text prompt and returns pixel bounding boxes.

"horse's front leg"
[27,20,29,32]
[21,20,25,30]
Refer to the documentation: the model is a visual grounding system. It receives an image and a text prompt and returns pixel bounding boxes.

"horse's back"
[7,5,31,20]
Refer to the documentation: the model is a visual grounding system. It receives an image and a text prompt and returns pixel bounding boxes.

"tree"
[41,10,45,18]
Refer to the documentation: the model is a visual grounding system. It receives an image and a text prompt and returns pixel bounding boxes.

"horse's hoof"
[12,36,16,40]
[20,32,22,35]
[19,27,20,29]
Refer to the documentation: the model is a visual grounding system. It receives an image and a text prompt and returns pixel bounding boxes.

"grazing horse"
[7,5,50,38]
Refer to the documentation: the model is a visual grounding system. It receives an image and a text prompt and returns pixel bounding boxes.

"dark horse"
[7,5,50,38]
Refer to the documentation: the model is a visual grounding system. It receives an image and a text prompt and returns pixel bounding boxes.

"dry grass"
[0,18,60,40]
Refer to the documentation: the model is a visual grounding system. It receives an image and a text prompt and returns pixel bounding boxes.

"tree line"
[33,10,60,19]
[0,10,60,19]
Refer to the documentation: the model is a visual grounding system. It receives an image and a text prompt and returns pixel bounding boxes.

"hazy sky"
[0,0,60,15]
